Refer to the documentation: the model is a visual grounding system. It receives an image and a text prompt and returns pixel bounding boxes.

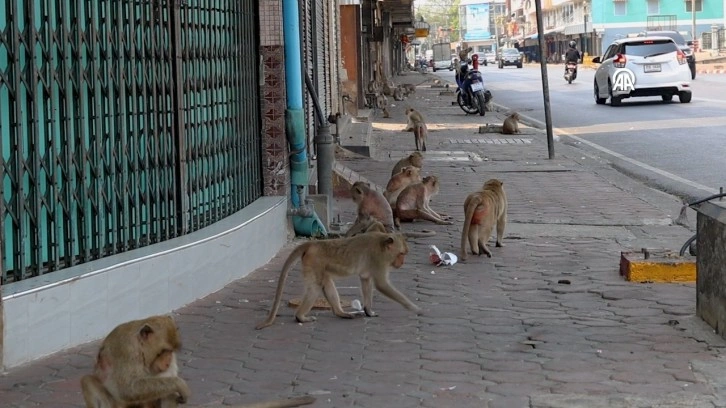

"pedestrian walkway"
[1,71,725,408]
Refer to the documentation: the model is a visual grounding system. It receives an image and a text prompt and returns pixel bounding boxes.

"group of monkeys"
[79,87,519,408]
[256,151,508,332]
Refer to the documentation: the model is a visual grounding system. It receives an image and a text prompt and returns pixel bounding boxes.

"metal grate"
[0,0,262,284]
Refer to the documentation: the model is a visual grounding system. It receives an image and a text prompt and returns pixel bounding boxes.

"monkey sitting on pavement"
[82,315,315,408]
[384,166,422,209]
[502,112,521,135]
[348,181,395,234]
[394,175,452,228]
[391,151,423,177]
[404,108,427,151]
[460,179,508,260]
[255,232,421,329]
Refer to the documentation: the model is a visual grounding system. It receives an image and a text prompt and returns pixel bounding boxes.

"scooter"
[456,62,492,116]
[564,61,578,84]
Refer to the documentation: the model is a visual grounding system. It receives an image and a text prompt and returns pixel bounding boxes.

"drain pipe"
[282,0,327,237]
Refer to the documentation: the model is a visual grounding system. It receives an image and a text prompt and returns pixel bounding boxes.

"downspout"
[282,0,327,237]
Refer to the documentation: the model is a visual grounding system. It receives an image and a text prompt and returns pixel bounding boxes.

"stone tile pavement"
[1,71,725,408]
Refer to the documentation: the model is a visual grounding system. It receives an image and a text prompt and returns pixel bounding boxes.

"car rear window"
[502,49,519,55]
[622,40,677,57]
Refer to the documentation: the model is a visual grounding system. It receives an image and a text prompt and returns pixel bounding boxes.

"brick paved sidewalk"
[1,71,725,408]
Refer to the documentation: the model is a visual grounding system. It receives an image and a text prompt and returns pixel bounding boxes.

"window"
[686,0,702,12]
[647,0,659,14]
[614,2,627,16]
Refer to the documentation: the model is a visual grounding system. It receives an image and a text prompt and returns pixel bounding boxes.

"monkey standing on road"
[255,232,420,329]
[460,179,508,260]
[405,108,427,151]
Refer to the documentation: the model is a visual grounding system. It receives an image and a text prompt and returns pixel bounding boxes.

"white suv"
[592,37,692,106]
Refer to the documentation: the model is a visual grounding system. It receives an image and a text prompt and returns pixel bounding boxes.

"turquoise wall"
[593,0,724,24]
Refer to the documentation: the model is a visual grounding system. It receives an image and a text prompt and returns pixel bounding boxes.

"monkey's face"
[386,235,409,268]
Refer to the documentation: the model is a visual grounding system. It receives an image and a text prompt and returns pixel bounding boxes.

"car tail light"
[677,50,687,65]
[613,53,626,68]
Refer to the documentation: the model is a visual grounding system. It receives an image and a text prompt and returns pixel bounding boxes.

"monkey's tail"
[255,244,308,330]
[230,395,316,408]
[403,230,436,238]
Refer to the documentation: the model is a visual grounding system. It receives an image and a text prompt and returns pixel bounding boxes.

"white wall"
[1,197,288,369]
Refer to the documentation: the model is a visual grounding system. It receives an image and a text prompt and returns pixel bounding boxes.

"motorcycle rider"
[564,40,581,78]
[456,47,474,104]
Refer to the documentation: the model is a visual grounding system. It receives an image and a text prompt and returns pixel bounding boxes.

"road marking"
[517,113,719,195]
[558,116,726,135]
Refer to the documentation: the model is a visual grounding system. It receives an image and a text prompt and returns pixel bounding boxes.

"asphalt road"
[434,65,725,202]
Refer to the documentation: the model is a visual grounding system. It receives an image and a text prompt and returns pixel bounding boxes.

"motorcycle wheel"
[457,92,479,115]
[475,91,487,116]
[568,74,573,84]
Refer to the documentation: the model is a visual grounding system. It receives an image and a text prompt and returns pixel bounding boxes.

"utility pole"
[691,0,697,45]
[534,0,555,159]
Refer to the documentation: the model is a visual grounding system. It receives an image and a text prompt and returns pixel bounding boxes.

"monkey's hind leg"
[495,213,507,247]
[81,375,115,408]
[468,226,480,257]
[295,285,321,323]
[322,277,355,319]
[477,224,494,257]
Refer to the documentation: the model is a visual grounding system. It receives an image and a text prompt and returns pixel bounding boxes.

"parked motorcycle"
[564,61,578,84]
[456,64,492,116]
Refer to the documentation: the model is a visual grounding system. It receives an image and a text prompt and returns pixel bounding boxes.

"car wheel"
[608,80,622,107]
[594,80,606,104]
[679,91,692,103]
[661,94,673,102]
[517,63,522,68]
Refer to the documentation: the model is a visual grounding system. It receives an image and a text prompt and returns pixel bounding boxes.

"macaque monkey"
[255,232,420,329]
[367,80,380,94]
[401,83,417,96]
[349,181,395,233]
[392,85,405,101]
[502,112,521,135]
[384,166,422,209]
[391,152,424,177]
[81,315,191,408]
[345,214,388,237]
[460,179,508,260]
[376,93,390,118]
[382,81,393,96]
[394,176,452,227]
[405,108,427,151]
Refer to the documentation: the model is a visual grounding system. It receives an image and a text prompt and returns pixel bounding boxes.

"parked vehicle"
[432,42,453,72]
[498,48,523,68]
[637,30,696,79]
[484,52,497,65]
[592,36,692,106]
[455,60,492,116]
[564,61,578,84]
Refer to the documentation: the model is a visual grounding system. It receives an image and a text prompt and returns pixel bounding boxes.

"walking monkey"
[460,179,508,260]
[404,108,428,151]
[255,232,420,329]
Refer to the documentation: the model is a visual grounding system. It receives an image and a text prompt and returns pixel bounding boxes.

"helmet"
[569,41,577,49]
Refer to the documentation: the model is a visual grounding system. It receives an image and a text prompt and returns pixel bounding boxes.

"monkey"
[382,81,394,96]
[401,83,417,96]
[376,93,390,118]
[344,214,388,237]
[392,85,405,101]
[405,108,427,151]
[394,176,452,228]
[349,181,395,233]
[81,315,191,408]
[255,232,420,329]
[502,112,521,135]
[366,79,380,94]
[383,166,422,209]
[391,152,424,177]
[460,179,508,260]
